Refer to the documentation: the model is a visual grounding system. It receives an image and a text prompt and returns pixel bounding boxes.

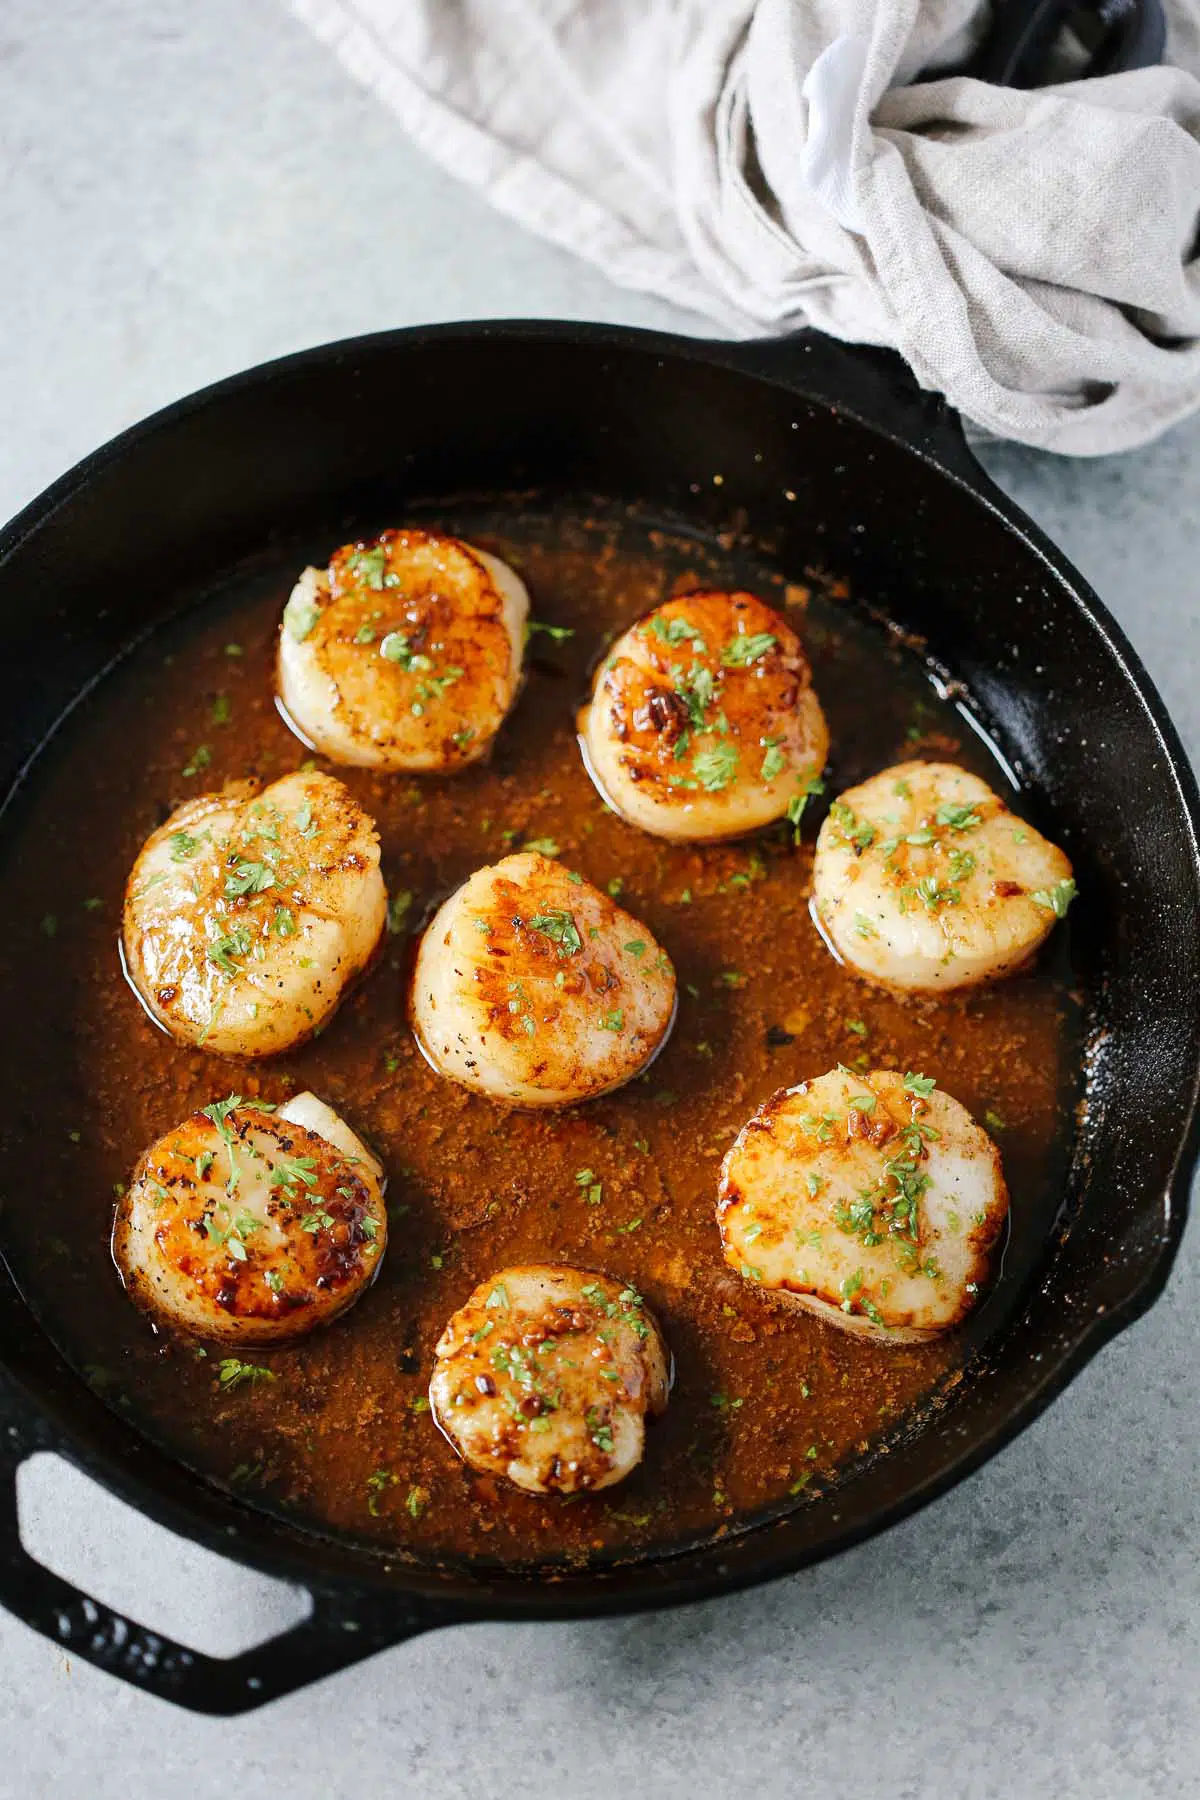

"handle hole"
[17,1453,311,1658]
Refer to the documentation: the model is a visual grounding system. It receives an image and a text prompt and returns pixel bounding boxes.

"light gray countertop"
[2,2,1198,1794]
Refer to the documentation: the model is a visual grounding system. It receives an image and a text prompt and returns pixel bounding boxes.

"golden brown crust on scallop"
[121,770,387,1057]
[578,589,828,841]
[812,761,1075,993]
[428,1264,671,1494]
[112,1097,388,1345]
[409,852,677,1107]
[276,529,527,770]
[717,1068,1008,1341]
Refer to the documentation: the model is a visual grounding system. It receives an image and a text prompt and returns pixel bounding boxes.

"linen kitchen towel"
[286,0,1200,453]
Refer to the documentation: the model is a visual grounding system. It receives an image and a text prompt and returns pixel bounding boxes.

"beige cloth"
[286,0,1200,454]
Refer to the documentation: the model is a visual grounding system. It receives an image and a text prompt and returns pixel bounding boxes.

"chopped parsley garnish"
[599,1008,625,1032]
[169,830,203,862]
[366,1467,397,1515]
[522,837,560,857]
[527,619,575,643]
[201,1093,241,1136]
[722,631,777,666]
[586,1409,615,1453]
[760,740,787,782]
[207,922,254,976]
[786,776,826,842]
[903,1071,937,1097]
[345,545,389,590]
[575,1168,603,1206]
[935,801,981,832]
[830,800,875,852]
[379,632,432,671]
[217,1359,275,1392]
[650,615,707,651]
[506,978,536,1036]
[223,856,274,900]
[414,667,464,706]
[1031,878,1077,918]
[839,1270,864,1312]
[211,692,232,726]
[672,662,716,729]
[835,1191,881,1242]
[283,589,319,641]
[300,1208,335,1234]
[272,904,297,938]
[693,742,739,792]
[914,876,959,911]
[273,1155,319,1195]
[387,889,414,935]
[181,744,212,778]
[526,908,583,957]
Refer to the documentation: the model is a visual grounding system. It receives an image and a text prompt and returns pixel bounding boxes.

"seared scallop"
[578,590,828,841]
[718,1067,1007,1341]
[276,527,528,770]
[409,851,676,1107]
[112,1090,387,1345]
[429,1265,671,1494]
[812,761,1075,992]
[122,770,387,1057]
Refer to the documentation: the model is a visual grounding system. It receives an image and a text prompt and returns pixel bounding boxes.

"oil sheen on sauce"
[0,510,1083,1570]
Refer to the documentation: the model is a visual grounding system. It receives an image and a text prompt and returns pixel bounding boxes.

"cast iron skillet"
[0,321,1198,1713]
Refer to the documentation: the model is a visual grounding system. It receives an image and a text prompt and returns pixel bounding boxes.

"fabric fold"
[286,0,1200,452]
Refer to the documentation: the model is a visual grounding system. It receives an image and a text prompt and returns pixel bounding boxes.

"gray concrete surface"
[1,2,1198,1794]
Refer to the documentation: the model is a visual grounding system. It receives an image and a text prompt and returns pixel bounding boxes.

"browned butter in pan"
[0,508,1082,1569]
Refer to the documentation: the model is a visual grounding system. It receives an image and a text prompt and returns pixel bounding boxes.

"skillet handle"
[969,0,1167,86]
[723,333,990,488]
[0,1384,455,1714]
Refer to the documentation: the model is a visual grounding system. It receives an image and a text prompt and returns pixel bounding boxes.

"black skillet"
[1,6,1194,1721]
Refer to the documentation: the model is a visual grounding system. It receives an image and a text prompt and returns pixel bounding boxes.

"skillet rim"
[0,316,1198,1679]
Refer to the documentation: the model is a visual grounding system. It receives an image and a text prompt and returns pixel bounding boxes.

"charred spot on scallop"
[111,1091,388,1346]
[276,528,529,770]
[812,761,1075,992]
[408,851,677,1107]
[121,769,387,1057]
[717,1068,1008,1341]
[578,589,828,842]
[428,1265,671,1494]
